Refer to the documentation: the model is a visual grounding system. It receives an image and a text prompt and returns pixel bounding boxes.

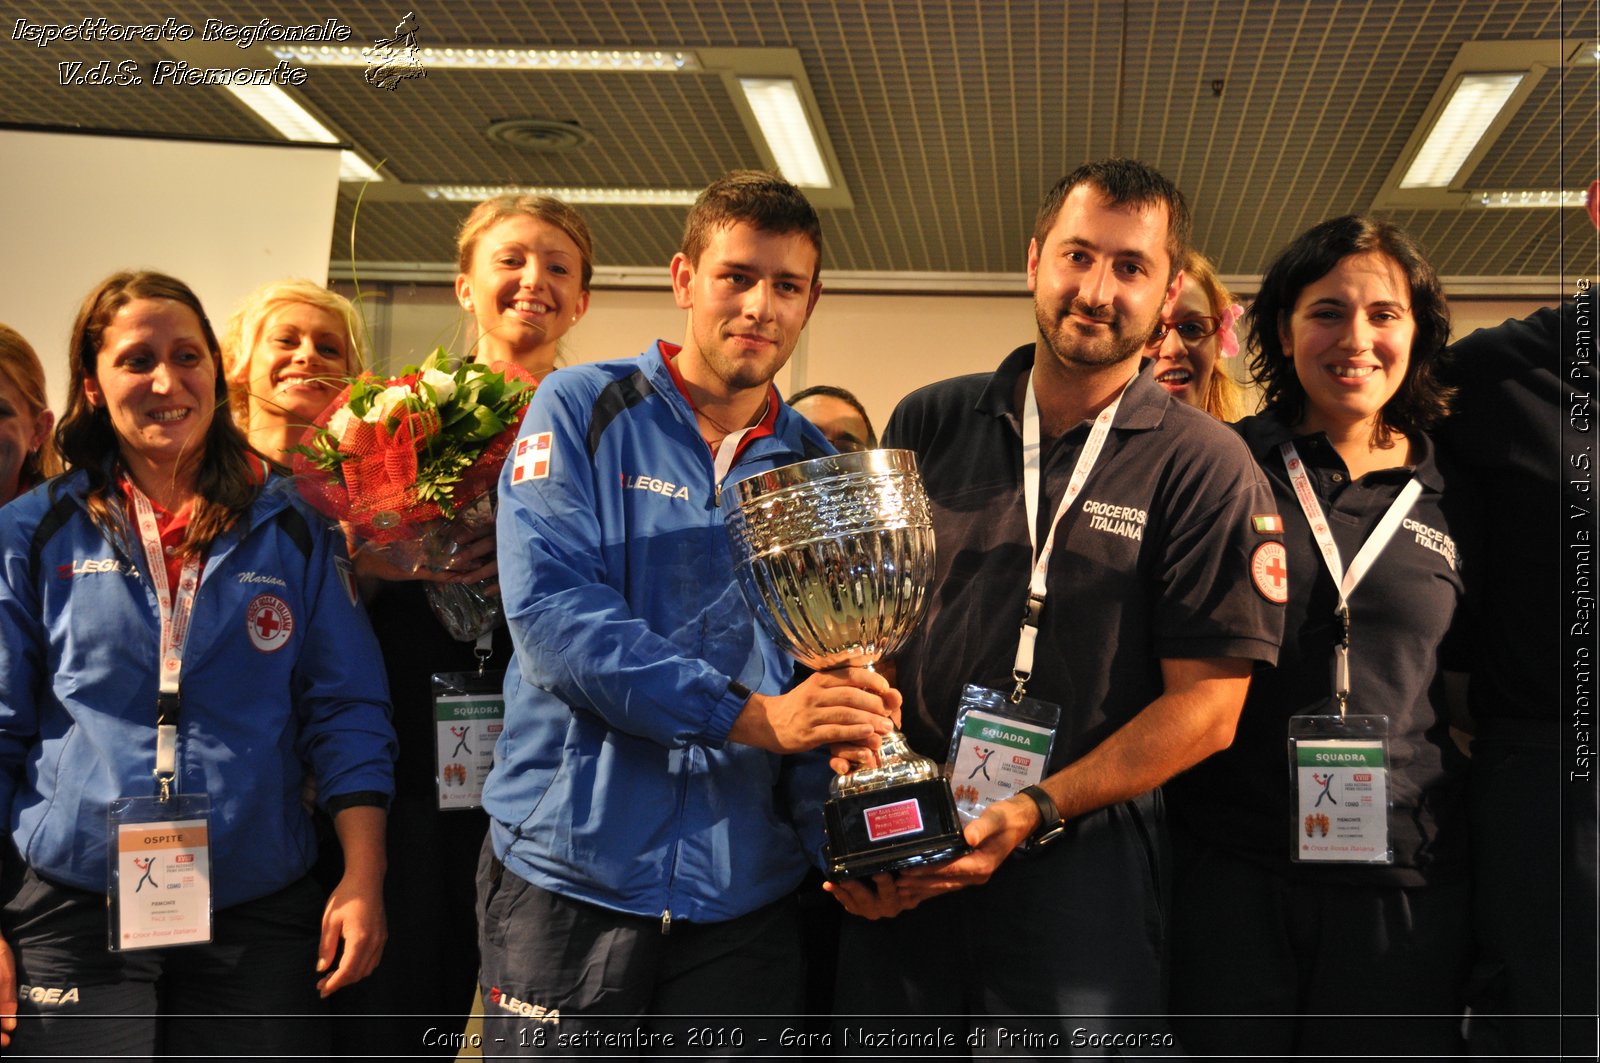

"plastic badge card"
[107,795,213,951]
[432,670,506,810]
[945,684,1061,823]
[1288,714,1393,865]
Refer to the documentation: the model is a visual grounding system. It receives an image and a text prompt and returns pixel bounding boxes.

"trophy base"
[822,777,970,881]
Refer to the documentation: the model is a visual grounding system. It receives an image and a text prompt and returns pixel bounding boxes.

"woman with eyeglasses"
[1165,217,1473,1055]
[1147,251,1246,421]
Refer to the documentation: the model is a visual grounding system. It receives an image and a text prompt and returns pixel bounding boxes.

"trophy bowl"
[727,449,968,879]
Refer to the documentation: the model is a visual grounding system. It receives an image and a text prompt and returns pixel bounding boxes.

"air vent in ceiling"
[485,119,593,153]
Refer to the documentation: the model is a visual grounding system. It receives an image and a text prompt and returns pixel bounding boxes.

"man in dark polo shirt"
[827,158,1285,1046]
[1441,284,1598,1057]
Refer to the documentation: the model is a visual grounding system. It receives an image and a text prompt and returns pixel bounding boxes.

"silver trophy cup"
[726,449,968,879]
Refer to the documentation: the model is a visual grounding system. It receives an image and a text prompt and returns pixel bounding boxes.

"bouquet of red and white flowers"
[291,349,536,639]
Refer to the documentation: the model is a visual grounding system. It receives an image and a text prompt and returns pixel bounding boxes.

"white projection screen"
[0,126,341,409]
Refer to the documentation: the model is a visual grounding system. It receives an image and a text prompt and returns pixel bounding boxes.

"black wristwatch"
[1017,785,1067,853]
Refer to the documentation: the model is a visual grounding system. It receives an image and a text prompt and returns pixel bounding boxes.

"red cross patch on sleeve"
[511,431,553,484]
[1250,542,1290,604]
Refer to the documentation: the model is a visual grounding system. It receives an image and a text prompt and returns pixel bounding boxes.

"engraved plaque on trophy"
[726,449,969,879]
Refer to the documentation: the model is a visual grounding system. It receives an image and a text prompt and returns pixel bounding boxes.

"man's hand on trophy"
[729,667,901,755]
[893,794,1039,899]
[828,741,882,774]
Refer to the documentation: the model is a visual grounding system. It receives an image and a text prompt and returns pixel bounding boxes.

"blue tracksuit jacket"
[486,342,833,924]
[0,472,395,909]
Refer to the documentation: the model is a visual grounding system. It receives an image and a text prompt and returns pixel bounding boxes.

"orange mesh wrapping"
[291,367,536,548]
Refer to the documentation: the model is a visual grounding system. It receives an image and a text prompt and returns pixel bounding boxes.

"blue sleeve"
[779,749,832,866]
[497,378,750,750]
[290,509,397,805]
[0,505,44,844]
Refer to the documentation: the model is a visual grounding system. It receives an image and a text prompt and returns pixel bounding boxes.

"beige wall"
[352,282,1553,433]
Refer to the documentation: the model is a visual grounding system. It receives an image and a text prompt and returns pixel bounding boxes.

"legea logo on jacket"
[19,983,80,1006]
[620,472,691,501]
[56,558,134,579]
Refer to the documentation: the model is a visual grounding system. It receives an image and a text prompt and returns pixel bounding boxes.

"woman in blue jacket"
[0,271,396,1056]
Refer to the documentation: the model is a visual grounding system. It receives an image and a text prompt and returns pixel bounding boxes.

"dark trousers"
[323,795,488,1055]
[834,792,1176,1057]
[3,867,327,1060]
[476,844,805,1058]
[1168,839,1470,1057]
[1465,725,1599,1058]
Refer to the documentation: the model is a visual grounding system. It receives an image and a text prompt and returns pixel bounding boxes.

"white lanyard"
[1011,365,1138,699]
[712,428,757,487]
[127,484,203,800]
[707,393,771,488]
[1279,441,1422,717]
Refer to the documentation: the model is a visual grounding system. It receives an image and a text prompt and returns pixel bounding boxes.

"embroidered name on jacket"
[1082,499,1147,542]
[620,472,691,501]
[237,571,287,587]
[1402,517,1457,569]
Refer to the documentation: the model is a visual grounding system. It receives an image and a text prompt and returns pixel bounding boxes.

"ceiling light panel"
[1399,72,1525,188]
[419,184,700,206]
[271,46,700,72]
[737,77,831,188]
[224,83,381,182]
[1477,188,1587,208]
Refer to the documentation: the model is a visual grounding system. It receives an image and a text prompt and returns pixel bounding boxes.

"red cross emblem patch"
[1250,542,1290,604]
[246,594,294,653]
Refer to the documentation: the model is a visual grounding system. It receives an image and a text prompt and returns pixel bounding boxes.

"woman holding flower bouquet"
[455,192,592,376]
[0,271,395,1056]
[319,194,596,1055]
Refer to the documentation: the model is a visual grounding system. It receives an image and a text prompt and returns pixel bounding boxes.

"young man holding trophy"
[477,171,898,1052]
[828,159,1287,1048]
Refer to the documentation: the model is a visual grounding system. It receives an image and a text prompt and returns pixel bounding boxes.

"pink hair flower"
[1218,303,1246,359]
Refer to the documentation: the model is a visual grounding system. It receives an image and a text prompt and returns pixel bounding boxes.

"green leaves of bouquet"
[290,347,535,519]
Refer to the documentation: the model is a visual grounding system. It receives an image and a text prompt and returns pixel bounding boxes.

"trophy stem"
[832,727,940,797]
[874,728,913,764]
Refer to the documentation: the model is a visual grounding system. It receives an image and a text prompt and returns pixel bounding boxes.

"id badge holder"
[432,667,506,810]
[1288,713,1393,864]
[107,793,213,951]
[944,684,1061,824]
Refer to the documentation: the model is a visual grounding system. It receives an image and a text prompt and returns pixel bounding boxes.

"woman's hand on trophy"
[729,666,900,754]
[823,872,919,919]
